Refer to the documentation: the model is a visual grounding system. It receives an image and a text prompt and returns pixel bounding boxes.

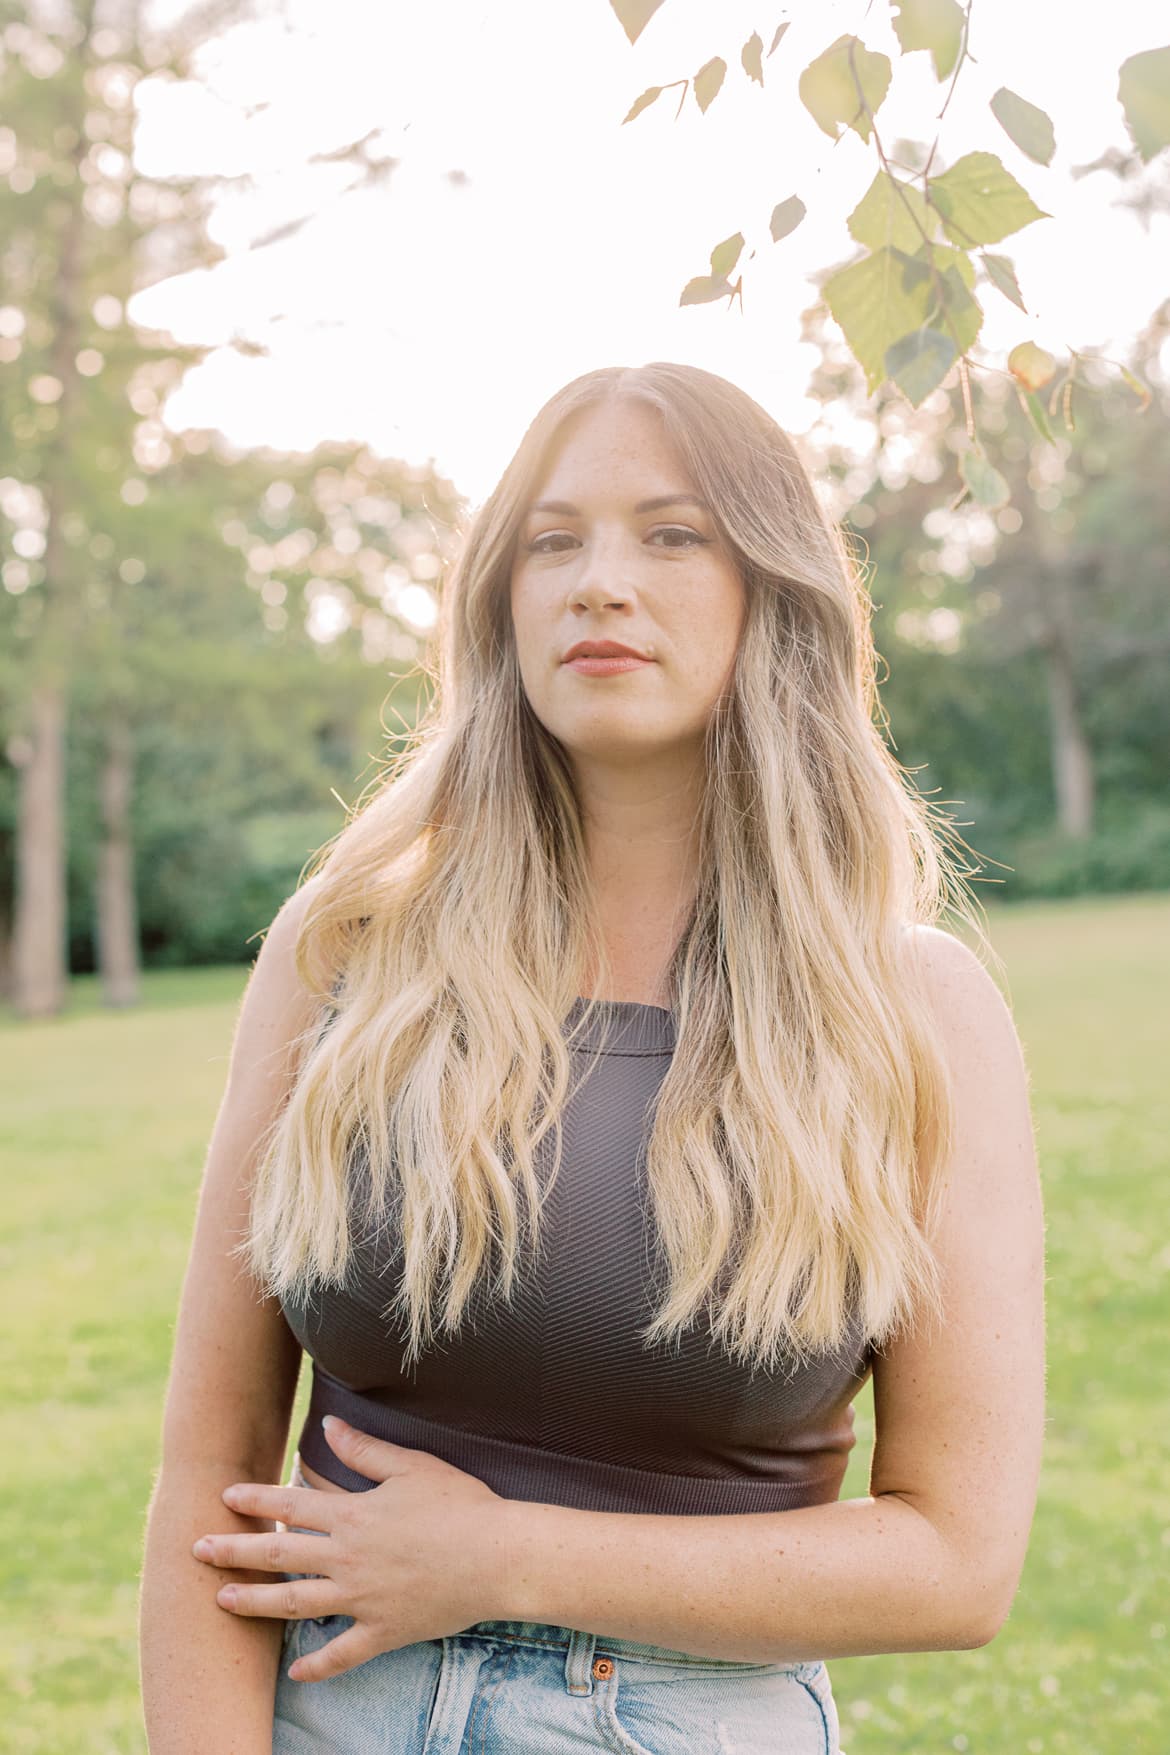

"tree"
[0,0,462,1016]
[1,0,251,1015]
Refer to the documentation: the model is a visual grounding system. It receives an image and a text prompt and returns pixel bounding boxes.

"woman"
[139,362,1046,1754]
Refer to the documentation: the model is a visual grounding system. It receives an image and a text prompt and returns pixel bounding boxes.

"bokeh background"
[2,1,1168,1750]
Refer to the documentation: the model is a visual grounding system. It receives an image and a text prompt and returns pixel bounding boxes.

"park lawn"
[1,894,1167,1753]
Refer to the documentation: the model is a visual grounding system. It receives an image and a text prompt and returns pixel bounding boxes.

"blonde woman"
[139,363,1046,1755]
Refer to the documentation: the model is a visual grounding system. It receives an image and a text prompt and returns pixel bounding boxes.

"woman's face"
[509,398,747,772]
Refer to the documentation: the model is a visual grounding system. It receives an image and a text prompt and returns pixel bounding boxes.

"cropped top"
[280,997,877,1517]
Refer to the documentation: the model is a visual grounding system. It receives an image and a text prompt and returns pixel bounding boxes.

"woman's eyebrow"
[525,494,711,516]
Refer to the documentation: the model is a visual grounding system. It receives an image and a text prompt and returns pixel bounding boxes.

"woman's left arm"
[493,927,1047,1663]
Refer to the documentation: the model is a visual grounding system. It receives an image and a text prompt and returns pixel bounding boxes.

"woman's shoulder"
[278,870,327,933]
[259,874,332,979]
[898,922,1018,1060]
[239,876,333,1046]
[899,921,993,979]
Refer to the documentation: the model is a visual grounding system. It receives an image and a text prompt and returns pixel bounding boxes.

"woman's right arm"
[138,881,324,1753]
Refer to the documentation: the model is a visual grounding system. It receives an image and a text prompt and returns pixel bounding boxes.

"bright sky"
[132,0,1169,508]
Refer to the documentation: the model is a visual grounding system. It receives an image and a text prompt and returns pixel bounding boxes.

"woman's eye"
[654,526,705,548]
[526,533,574,553]
[525,527,705,554]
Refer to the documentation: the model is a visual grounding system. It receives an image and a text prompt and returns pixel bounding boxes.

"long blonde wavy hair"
[235,361,1000,1375]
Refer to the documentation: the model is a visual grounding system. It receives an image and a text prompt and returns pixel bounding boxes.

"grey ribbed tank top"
[280,997,876,1516]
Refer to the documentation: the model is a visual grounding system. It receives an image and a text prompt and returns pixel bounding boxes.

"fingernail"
[217,1586,237,1606]
[192,1538,212,1558]
[322,1415,342,1432]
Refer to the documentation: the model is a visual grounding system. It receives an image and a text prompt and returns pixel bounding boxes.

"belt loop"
[564,1628,598,1695]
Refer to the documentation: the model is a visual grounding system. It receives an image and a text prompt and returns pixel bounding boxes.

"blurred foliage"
[0,1,461,1000]
[1,2,1167,1001]
[797,289,1170,901]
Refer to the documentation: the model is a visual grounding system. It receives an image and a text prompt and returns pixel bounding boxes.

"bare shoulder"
[900,919,1005,988]
[227,875,328,1070]
[256,868,325,963]
[900,922,1021,1062]
[896,921,1037,1225]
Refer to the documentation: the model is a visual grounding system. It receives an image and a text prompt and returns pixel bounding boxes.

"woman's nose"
[571,531,640,598]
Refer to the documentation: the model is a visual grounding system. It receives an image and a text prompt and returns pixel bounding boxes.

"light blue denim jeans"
[273,1452,844,1754]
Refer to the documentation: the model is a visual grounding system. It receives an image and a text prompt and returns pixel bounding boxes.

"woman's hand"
[190,1415,517,1682]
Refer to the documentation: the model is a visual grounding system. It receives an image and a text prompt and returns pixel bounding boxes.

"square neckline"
[564,995,677,1056]
[574,995,673,1017]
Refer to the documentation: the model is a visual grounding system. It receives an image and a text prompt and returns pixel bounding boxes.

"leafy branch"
[606,0,1170,509]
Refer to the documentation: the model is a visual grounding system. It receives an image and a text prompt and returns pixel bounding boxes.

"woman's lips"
[564,655,653,675]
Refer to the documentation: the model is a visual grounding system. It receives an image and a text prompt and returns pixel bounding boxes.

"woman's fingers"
[221,1481,338,1529]
[288,1622,376,1684]
[192,1529,334,1573]
[214,1577,339,1621]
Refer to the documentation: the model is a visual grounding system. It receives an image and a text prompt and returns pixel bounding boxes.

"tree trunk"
[12,683,69,1017]
[1032,528,1096,841]
[9,0,97,1017]
[1040,622,1095,839]
[95,716,140,1007]
[0,821,13,1002]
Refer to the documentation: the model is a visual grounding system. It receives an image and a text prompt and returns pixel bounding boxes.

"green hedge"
[62,799,1170,976]
[982,802,1170,900]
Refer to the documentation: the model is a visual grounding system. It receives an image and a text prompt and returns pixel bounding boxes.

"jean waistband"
[285,1451,811,1679]
[454,1618,811,1675]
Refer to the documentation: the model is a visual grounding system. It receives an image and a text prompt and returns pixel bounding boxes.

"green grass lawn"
[2,893,1167,1753]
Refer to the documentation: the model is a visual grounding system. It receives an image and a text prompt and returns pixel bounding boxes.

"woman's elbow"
[962,1575,1024,1648]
